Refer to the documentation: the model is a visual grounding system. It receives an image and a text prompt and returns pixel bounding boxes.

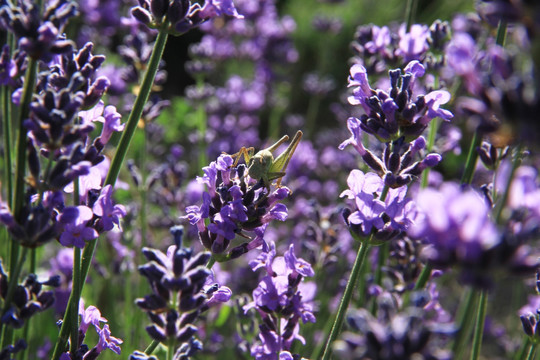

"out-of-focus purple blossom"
[244,242,315,359]
[0,0,77,62]
[303,73,336,97]
[312,15,342,34]
[131,0,243,35]
[334,304,454,359]
[397,24,430,62]
[444,32,482,95]
[411,182,539,288]
[0,45,18,86]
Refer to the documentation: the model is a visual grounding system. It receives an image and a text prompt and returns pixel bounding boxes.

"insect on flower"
[232,130,303,189]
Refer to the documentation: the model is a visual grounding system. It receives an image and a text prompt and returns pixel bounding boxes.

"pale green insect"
[232,130,303,189]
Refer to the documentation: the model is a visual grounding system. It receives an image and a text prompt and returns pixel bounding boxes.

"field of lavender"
[1,0,540,359]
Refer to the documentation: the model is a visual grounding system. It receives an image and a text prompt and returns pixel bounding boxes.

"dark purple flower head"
[136,229,230,356]
[131,0,242,35]
[348,60,453,143]
[183,153,292,261]
[0,0,78,62]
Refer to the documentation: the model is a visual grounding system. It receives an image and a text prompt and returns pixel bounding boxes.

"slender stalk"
[321,236,370,360]
[1,85,13,208]
[461,130,482,185]
[404,0,418,32]
[206,256,216,269]
[495,20,507,46]
[525,343,537,360]
[516,338,531,360]
[52,25,170,360]
[104,27,168,188]
[144,339,160,354]
[421,118,439,188]
[470,290,488,360]
[452,288,479,358]
[69,247,81,355]
[413,262,432,290]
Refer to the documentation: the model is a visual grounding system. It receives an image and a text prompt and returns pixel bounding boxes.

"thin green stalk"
[452,288,479,358]
[206,256,216,269]
[470,290,488,360]
[421,118,439,188]
[413,262,432,290]
[69,247,81,355]
[461,130,482,185]
[1,86,13,207]
[321,236,371,360]
[144,339,160,354]
[494,146,522,223]
[404,0,418,32]
[1,57,39,345]
[525,343,537,360]
[516,338,532,360]
[104,27,168,188]
[495,20,507,46]
[52,26,170,359]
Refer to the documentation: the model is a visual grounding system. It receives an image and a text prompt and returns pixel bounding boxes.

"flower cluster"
[185,154,290,261]
[134,226,231,358]
[132,0,243,35]
[0,0,77,62]
[0,263,59,329]
[244,243,316,359]
[60,301,123,359]
[341,169,415,242]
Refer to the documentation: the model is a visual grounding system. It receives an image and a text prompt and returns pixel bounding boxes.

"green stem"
[69,247,81,355]
[404,0,418,32]
[470,289,488,360]
[413,262,432,290]
[13,57,38,219]
[421,118,439,188]
[452,288,479,358]
[52,26,169,360]
[461,130,482,185]
[494,146,522,224]
[104,27,168,188]
[495,20,507,46]
[516,338,531,360]
[1,85,13,207]
[206,256,216,269]
[144,339,160,354]
[525,343,537,360]
[321,236,370,360]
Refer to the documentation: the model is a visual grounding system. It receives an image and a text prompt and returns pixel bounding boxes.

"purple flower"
[284,244,314,277]
[96,324,123,354]
[199,0,244,20]
[341,170,415,239]
[397,24,430,62]
[57,206,98,248]
[79,301,108,334]
[93,185,126,232]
